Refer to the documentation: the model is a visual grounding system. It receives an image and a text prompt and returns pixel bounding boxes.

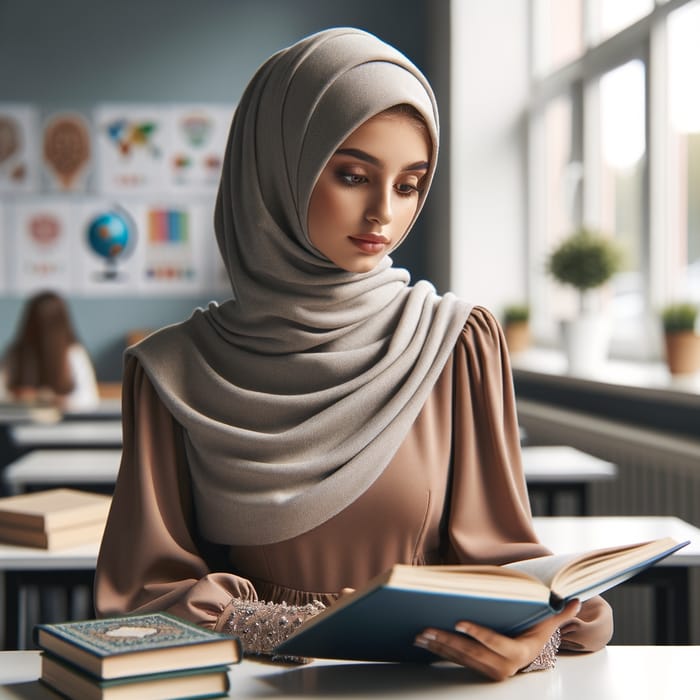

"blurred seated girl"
[0,290,99,412]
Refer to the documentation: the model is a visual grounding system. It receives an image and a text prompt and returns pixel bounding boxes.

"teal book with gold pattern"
[34,612,241,680]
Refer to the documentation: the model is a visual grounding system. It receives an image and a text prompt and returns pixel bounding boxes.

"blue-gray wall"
[0,0,437,380]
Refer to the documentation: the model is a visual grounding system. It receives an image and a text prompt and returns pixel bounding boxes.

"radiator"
[517,399,700,644]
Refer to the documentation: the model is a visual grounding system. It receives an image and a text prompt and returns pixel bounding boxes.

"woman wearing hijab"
[95,27,612,680]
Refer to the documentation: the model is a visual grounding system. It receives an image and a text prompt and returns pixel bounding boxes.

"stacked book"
[35,612,242,700]
[0,488,111,549]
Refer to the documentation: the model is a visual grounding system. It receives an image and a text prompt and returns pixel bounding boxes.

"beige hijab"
[130,27,473,545]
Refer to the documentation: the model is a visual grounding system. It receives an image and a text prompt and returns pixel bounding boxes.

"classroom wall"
[0,0,437,380]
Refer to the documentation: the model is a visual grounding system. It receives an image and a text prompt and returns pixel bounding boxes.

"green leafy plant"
[546,228,623,312]
[503,304,530,325]
[661,303,698,334]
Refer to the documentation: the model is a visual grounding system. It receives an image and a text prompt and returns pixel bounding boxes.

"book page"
[504,552,582,588]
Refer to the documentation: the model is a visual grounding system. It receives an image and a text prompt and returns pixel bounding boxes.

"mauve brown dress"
[94,307,612,651]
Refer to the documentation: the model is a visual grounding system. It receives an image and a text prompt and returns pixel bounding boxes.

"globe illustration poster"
[86,208,136,279]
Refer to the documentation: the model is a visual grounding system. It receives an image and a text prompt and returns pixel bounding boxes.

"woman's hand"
[414,599,581,682]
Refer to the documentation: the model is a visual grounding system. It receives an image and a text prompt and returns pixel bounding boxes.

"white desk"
[1,647,698,699]
[534,516,700,644]
[2,449,121,495]
[9,420,122,449]
[522,445,617,515]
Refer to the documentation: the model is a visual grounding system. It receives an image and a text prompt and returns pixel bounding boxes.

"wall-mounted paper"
[41,110,93,193]
[0,104,40,194]
[75,200,144,295]
[13,200,75,293]
[95,105,171,194]
[168,105,232,194]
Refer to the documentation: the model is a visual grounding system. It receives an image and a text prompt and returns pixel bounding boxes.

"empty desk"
[2,449,122,495]
[522,445,617,515]
[9,420,122,450]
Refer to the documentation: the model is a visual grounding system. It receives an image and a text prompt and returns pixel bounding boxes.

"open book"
[275,536,687,662]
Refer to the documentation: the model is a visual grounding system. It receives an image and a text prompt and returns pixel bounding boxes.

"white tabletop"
[533,515,700,565]
[2,449,121,494]
[521,445,617,482]
[1,647,698,699]
[10,420,122,447]
[0,540,100,570]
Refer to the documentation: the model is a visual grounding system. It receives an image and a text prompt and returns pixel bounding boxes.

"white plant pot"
[560,314,611,375]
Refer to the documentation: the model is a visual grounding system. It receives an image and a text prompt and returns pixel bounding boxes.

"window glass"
[531,96,579,338]
[595,60,646,335]
[533,0,584,75]
[591,0,654,43]
[668,0,700,301]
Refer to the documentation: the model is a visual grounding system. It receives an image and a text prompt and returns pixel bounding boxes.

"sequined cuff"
[221,599,326,662]
[520,628,561,673]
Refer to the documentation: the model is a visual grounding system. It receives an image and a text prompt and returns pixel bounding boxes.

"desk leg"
[4,572,20,650]
[634,567,690,644]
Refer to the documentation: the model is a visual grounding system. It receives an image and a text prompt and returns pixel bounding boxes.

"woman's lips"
[349,234,390,254]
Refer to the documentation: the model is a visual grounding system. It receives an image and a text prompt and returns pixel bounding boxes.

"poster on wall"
[0,104,40,195]
[138,201,209,295]
[12,200,75,294]
[41,109,93,193]
[167,104,233,194]
[94,105,171,194]
[74,199,144,296]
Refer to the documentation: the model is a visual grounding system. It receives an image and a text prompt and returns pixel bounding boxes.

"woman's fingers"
[414,599,581,681]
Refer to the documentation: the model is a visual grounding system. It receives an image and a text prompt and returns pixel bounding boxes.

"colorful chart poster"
[0,104,40,195]
[167,104,233,194]
[41,109,93,193]
[94,105,171,194]
[139,202,208,294]
[75,200,144,295]
[13,200,75,294]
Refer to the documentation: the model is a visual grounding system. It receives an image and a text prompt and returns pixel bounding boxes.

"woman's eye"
[395,182,420,196]
[338,172,367,186]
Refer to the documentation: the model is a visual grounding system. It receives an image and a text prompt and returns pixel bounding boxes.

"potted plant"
[661,302,700,375]
[502,303,530,354]
[546,227,623,374]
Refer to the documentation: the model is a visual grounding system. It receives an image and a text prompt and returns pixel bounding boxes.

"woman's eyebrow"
[335,148,429,172]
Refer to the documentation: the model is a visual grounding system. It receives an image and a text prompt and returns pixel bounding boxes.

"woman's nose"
[365,186,393,225]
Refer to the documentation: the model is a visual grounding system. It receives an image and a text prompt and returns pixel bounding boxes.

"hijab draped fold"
[129,28,473,545]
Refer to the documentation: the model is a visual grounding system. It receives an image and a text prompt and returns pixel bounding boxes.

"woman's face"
[307,111,431,273]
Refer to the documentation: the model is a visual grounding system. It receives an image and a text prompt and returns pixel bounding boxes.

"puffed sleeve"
[94,355,259,630]
[445,306,612,651]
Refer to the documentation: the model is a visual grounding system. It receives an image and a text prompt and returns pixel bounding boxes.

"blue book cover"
[276,537,687,662]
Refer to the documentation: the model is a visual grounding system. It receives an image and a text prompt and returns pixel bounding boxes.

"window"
[667,0,700,302]
[527,0,698,359]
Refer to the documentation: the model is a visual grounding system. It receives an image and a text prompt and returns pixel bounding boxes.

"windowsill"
[511,346,700,410]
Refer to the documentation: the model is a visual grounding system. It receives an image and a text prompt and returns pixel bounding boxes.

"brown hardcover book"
[0,519,106,549]
[40,653,230,700]
[35,613,242,680]
[0,488,111,531]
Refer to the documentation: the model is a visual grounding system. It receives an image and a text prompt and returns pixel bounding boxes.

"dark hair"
[5,291,79,396]
[380,103,429,132]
